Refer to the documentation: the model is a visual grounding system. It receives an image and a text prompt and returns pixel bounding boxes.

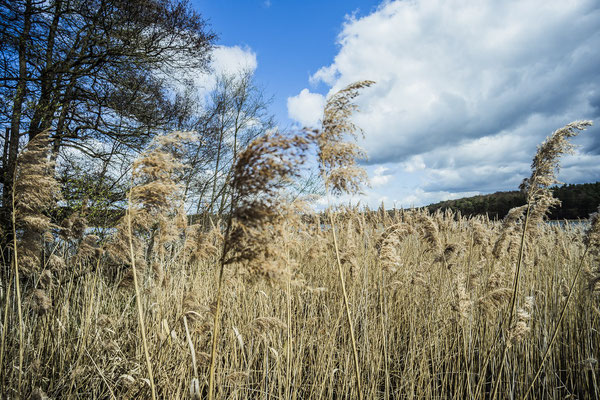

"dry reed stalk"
[183,316,201,400]
[524,202,599,399]
[9,130,59,393]
[10,191,23,394]
[111,132,195,400]
[279,220,301,400]
[378,266,391,400]
[285,274,293,399]
[126,189,156,400]
[490,120,592,399]
[207,131,311,400]
[0,256,11,393]
[312,80,374,400]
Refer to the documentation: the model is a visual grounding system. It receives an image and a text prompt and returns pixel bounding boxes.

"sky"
[191,0,600,208]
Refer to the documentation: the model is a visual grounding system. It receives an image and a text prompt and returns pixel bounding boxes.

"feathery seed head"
[377,223,415,272]
[520,121,592,227]
[416,212,443,254]
[32,289,52,315]
[314,80,374,196]
[521,121,592,200]
[14,130,61,275]
[225,131,310,280]
[585,206,600,292]
[509,295,534,345]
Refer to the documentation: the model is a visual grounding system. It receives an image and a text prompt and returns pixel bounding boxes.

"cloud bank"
[289,0,600,207]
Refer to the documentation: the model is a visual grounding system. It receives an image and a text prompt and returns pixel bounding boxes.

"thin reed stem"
[379,268,390,400]
[207,257,225,400]
[11,175,24,394]
[286,271,293,399]
[0,259,11,395]
[126,193,156,400]
[523,246,589,400]
[491,204,530,399]
[208,206,234,400]
[328,210,363,399]
[184,315,200,399]
[184,316,198,379]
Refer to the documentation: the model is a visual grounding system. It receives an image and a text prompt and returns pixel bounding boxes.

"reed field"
[1,83,599,399]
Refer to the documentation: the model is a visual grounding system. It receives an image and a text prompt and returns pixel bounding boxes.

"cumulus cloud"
[287,89,326,128]
[371,166,393,187]
[291,0,600,207]
[210,45,257,77]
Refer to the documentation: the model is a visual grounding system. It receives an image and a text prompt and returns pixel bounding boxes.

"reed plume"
[470,215,491,257]
[130,132,193,254]
[492,121,592,260]
[13,130,61,275]
[224,132,311,278]
[377,223,415,272]
[207,130,311,400]
[316,80,374,195]
[492,205,528,259]
[312,80,374,400]
[508,295,534,345]
[10,130,60,393]
[416,211,443,255]
[521,120,593,231]
[108,131,195,276]
[584,206,600,292]
[491,120,592,399]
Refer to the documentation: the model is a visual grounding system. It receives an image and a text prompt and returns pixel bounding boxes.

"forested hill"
[426,182,600,220]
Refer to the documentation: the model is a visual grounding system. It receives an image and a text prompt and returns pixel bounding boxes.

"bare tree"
[180,70,276,222]
[0,0,216,235]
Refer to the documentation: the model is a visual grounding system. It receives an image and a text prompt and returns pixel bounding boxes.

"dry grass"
[0,206,598,399]
[0,109,598,399]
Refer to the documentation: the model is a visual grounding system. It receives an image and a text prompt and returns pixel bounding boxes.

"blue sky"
[190,0,600,208]
[193,0,380,126]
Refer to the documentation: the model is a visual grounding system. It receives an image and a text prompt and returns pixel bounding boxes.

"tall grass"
[0,118,598,399]
[1,205,598,398]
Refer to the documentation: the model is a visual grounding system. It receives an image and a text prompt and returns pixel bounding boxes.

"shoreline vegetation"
[2,2,598,398]
[426,181,600,221]
[0,79,598,399]
[52,180,600,234]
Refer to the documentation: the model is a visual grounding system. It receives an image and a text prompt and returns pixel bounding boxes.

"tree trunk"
[1,0,33,238]
[28,0,63,140]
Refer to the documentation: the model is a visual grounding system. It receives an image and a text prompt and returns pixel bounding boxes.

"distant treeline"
[426,182,600,220]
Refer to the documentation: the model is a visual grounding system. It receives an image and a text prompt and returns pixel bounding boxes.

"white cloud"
[293,0,600,207]
[287,89,326,128]
[309,65,338,86]
[371,166,393,187]
[164,45,257,97]
[210,45,257,77]
[401,155,426,173]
